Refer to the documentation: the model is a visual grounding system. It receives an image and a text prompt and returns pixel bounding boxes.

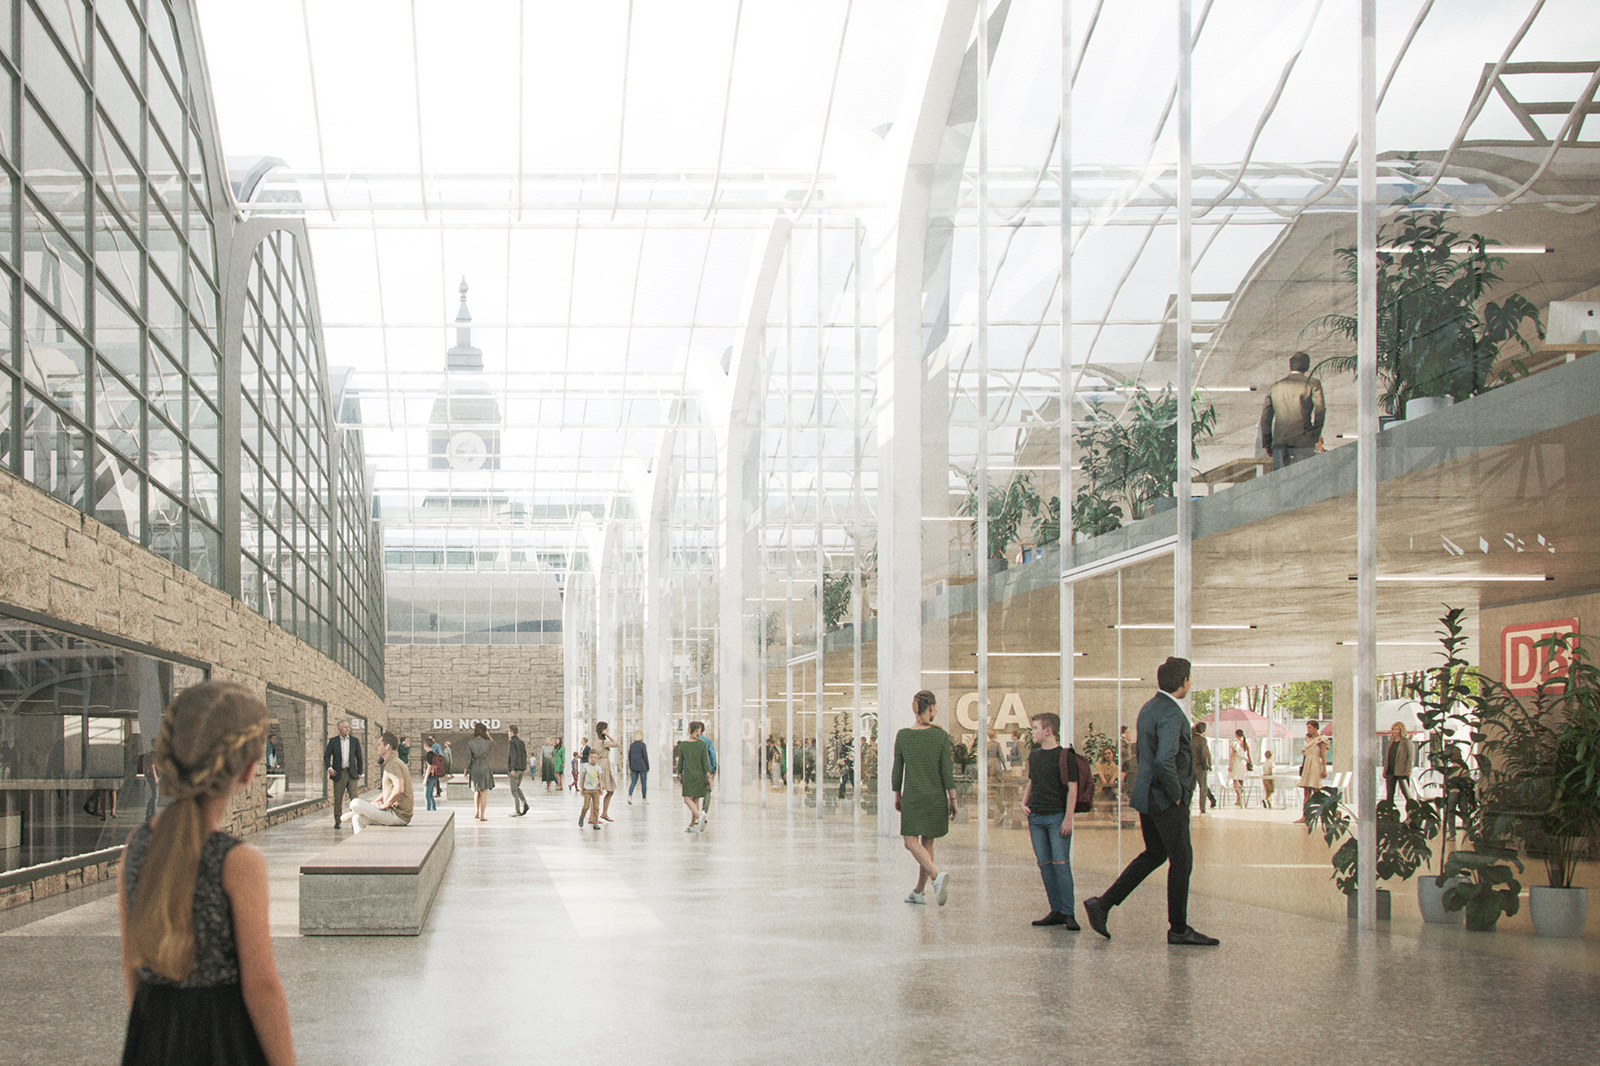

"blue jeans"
[1271,445,1316,470]
[1027,811,1075,915]
[425,776,439,811]
[629,770,647,798]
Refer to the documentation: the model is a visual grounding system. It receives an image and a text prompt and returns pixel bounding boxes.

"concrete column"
[642,443,674,790]
[1331,645,1356,776]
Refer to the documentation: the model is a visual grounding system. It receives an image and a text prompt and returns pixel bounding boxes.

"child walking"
[578,751,604,830]
[118,681,295,1066]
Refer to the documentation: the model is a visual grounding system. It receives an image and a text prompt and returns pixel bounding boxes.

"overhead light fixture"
[1192,662,1274,668]
[922,669,975,675]
[1352,574,1552,583]
[1072,677,1144,683]
[1196,386,1258,392]
[975,651,1086,657]
[1377,245,1550,254]
[1338,640,1446,647]
[1110,623,1256,630]
[922,516,969,522]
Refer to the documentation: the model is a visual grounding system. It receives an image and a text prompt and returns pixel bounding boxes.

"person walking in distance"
[1296,720,1329,822]
[595,722,620,822]
[506,726,529,816]
[1083,657,1219,946]
[578,751,604,830]
[467,722,495,822]
[1383,722,1415,814]
[1260,746,1277,809]
[1192,721,1213,814]
[1260,351,1326,470]
[893,691,956,907]
[552,737,566,793]
[422,735,443,812]
[676,721,714,833]
[1021,712,1080,929]
[323,719,363,830]
[118,682,295,1065]
[349,732,414,832]
[1228,729,1251,808]
[627,731,649,804]
[540,736,557,792]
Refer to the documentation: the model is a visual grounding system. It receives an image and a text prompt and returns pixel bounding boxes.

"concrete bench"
[298,810,454,936]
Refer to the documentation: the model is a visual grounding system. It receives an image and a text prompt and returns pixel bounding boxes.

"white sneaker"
[697,817,708,833]
[931,872,949,906]
[905,891,926,905]
[685,824,697,833]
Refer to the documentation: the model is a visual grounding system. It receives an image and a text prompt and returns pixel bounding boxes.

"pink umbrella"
[1197,707,1297,739]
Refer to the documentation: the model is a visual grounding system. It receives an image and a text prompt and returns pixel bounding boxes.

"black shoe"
[333,819,341,829]
[1168,926,1220,946]
[1062,914,1081,930]
[1084,897,1111,939]
[577,812,585,825]
[1032,911,1068,926]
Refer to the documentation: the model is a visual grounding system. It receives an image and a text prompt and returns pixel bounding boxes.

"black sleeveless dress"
[121,823,269,1066]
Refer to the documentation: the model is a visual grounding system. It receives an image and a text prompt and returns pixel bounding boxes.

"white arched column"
[868,0,981,834]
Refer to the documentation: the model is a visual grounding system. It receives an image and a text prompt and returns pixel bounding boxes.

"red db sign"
[1502,618,1579,695]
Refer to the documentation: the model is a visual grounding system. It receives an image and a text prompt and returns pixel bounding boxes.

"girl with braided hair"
[117,682,295,1066]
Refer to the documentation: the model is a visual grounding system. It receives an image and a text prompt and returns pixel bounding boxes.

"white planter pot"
[1403,396,1454,421]
[1530,886,1589,939]
[1418,877,1463,925]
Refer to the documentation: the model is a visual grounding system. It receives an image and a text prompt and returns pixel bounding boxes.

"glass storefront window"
[263,687,326,811]
[0,619,205,874]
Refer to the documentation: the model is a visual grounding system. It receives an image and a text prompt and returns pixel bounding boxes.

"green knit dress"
[892,725,955,838]
[676,738,712,799]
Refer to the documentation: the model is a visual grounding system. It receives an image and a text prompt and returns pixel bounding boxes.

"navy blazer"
[323,734,364,779]
[629,740,649,773]
[1129,691,1195,814]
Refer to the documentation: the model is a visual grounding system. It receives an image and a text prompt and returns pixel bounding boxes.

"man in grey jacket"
[1260,351,1325,470]
[1084,657,1219,946]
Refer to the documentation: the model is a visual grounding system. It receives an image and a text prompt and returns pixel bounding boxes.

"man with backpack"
[1259,351,1325,470]
[1020,712,1082,930]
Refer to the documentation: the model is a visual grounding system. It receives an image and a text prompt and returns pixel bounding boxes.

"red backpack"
[1060,746,1093,813]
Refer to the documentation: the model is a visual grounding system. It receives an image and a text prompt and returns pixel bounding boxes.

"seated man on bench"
[350,731,413,832]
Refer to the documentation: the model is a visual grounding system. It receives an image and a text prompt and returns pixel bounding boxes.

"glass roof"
[190,0,1600,566]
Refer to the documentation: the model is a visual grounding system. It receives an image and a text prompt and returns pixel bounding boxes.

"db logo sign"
[1502,619,1579,695]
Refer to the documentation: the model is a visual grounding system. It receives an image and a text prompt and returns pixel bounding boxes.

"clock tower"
[429,278,502,471]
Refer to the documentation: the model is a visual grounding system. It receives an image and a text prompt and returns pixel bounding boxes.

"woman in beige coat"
[1384,722,1416,813]
[1296,720,1329,820]
[595,721,620,822]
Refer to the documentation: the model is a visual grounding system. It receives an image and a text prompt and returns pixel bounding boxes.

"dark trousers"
[330,770,359,823]
[509,770,527,813]
[1099,801,1193,933]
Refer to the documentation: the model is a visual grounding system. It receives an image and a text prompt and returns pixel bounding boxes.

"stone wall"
[0,470,384,906]
[384,644,564,774]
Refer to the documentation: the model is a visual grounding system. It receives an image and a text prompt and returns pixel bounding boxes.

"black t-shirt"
[1027,746,1080,816]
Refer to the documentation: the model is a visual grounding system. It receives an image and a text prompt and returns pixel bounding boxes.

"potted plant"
[1436,845,1524,932]
[1302,788,1438,920]
[1313,210,1543,420]
[958,471,1041,572]
[1072,383,1216,535]
[1485,632,1600,938]
[815,570,854,631]
[1405,608,1484,923]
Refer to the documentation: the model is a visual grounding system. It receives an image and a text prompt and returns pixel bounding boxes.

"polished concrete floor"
[2,786,1598,1065]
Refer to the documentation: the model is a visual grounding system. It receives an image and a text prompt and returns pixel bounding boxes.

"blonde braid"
[127,682,268,981]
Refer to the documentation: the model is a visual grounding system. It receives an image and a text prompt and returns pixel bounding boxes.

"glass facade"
[4,0,222,581]
[0,619,205,873]
[238,230,333,654]
[0,0,383,705]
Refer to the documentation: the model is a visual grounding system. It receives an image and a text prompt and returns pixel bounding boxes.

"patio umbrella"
[1196,706,1296,739]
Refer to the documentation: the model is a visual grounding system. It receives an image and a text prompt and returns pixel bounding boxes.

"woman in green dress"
[893,690,956,906]
[675,720,714,833]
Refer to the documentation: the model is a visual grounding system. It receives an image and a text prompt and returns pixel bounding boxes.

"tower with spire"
[428,277,502,470]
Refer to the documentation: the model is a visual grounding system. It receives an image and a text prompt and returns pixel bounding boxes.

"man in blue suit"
[1083,657,1219,946]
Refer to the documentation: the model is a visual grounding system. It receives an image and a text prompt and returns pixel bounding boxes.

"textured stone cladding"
[0,471,385,908]
[383,644,563,775]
